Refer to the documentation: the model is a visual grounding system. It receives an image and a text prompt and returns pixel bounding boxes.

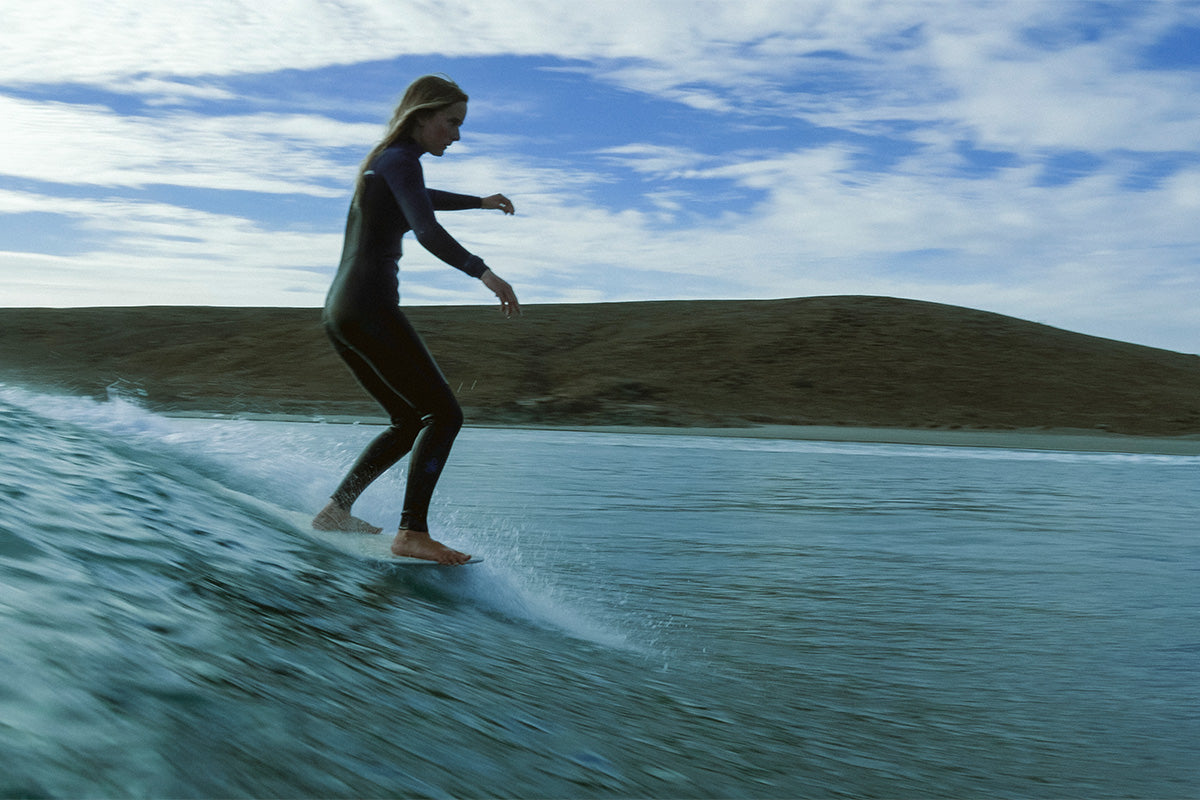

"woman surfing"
[312,75,520,565]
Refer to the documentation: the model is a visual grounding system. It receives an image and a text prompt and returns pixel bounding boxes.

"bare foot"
[312,502,382,535]
[391,529,472,565]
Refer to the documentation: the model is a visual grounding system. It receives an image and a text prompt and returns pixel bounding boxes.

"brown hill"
[2,297,1198,435]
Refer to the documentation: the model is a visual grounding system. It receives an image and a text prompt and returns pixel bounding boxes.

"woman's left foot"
[392,529,471,565]
[312,503,383,535]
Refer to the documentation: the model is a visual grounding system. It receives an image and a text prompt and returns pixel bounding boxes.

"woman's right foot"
[392,529,471,565]
[312,502,383,535]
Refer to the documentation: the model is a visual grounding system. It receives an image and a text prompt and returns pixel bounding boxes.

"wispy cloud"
[2,94,369,194]
[2,0,1199,353]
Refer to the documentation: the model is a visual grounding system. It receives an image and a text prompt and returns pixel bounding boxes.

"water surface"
[1,387,1197,797]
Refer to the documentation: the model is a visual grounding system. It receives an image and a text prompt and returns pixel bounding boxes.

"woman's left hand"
[482,194,515,215]
[481,269,521,318]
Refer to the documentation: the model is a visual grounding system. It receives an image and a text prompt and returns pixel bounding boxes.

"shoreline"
[160,411,1200,455]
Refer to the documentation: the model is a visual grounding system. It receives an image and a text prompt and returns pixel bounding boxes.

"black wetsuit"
[323,139,487,531]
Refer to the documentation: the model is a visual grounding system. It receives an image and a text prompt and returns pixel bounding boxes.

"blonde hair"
[356,75,469,191]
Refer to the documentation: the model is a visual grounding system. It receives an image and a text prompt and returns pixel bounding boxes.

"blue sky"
[2,0,1200,354]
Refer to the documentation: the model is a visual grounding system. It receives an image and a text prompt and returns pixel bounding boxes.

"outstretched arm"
[429,188,519,313]
[427,191,514,215]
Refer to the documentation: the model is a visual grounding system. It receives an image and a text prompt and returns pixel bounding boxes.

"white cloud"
[595,145,718,176]
[1164,169,1200,209]
[2,0,363,84]
[922,20,1200,153]
[7,1,1197,160]
[428,141,1200,351]
[0,94,371,194]
[2,0,1199,353]
[1,0,812,85]
[0,189,342,305]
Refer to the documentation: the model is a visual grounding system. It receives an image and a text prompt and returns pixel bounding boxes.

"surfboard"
[307,527,482,565]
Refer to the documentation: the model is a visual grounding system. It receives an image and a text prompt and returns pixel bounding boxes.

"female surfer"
[312,75,520,565]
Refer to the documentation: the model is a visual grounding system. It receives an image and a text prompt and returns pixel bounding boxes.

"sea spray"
[1,386,645,648]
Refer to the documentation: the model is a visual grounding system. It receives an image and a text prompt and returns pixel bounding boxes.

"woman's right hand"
[481,194,515,215]
[481,269,520,317]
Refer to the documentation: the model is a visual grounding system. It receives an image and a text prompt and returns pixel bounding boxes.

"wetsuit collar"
[395,138,425,158]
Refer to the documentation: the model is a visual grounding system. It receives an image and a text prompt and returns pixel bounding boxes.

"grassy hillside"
[3,297,1199,435]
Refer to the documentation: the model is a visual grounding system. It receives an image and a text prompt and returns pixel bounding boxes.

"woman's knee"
[424,391,463,432]
[385,413,424,444]
[441,395,465,431]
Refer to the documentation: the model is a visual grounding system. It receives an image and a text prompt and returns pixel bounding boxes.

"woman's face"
[413,101,467,156]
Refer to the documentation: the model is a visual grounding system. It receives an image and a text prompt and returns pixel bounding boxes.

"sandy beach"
[4,296,1199,454]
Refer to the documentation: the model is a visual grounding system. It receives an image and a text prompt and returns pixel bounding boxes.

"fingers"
[498,286,520,317]
[481,269,520,316]
[500,292,520,317]
[486,193,515,214]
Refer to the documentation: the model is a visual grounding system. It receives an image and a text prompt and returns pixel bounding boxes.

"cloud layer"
[2,0,1199,353]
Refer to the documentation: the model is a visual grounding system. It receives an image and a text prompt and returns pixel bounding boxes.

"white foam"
[0,386,652,652]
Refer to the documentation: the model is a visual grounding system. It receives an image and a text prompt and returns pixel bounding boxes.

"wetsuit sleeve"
[428,189,483,211]
[375,150,488,278]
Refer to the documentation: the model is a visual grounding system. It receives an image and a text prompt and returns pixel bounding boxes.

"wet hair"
[356,75,469,191]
